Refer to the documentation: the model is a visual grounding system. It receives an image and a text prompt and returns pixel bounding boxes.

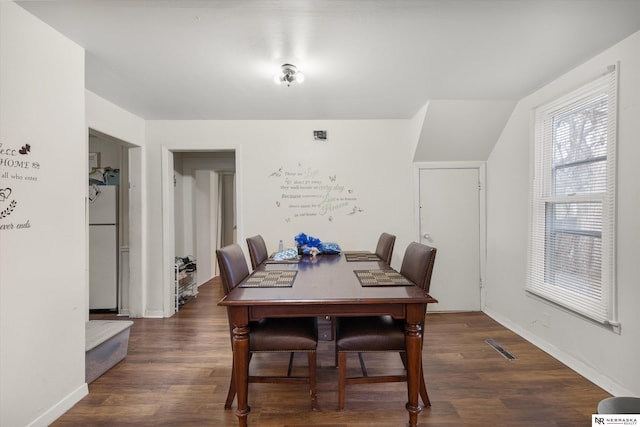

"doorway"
[171,150,236,313]
[88,129,142,316]
[416,163,485,311]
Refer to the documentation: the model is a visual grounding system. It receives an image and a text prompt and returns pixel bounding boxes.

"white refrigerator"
[89,185,118,310]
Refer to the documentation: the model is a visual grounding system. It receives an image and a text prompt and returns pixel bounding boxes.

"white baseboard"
[27,383,88,427]
[144,309,165,318]
[483,308,633,397]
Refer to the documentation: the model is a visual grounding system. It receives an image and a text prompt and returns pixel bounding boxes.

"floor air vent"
[485,338,517,360]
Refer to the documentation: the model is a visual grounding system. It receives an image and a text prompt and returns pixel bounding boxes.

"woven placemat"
[354,269,412,287]
[264,251,301,264]
[240,270,298,288]
[265,256,301,264]
[344,252,381,262]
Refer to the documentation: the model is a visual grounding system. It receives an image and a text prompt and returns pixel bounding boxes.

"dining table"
[218,251,437,427]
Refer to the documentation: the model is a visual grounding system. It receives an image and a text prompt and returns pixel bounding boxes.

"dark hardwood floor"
[53,278,610,426]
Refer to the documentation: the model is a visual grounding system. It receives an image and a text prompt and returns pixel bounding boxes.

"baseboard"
[483,308,633,397]
[144,309,165,318]
[26,383,88,427]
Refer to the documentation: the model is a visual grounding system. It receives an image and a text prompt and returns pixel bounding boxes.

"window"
[528,68,617,325]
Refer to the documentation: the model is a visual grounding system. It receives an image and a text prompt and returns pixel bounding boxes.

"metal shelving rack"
[174,256,197,311]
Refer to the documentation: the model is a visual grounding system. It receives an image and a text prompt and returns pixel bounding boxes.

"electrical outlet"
[542,312,550,328]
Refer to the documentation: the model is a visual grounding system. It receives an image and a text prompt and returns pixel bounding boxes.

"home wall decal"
[0,141,38,231]
[269,161,362,223]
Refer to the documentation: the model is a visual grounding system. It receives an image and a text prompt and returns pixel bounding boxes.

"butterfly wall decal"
[19,144,31,155]
[269,167,283,177]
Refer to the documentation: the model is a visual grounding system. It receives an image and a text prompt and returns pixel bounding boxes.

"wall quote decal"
[269,161,363,223]
[0,141,38,231]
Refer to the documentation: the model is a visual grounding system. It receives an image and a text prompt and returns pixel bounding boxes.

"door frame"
[413,161,487,310]
[87,128,143,317]
[161,146,242,317]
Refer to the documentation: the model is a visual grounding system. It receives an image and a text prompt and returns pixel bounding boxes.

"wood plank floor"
[53,278,610,426]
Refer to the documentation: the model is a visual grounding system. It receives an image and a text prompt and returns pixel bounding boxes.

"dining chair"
[330,232,397,347]
[335,242,437,410]
[246,234,269,270]
[216,243,318,410]
[374,232,396,265]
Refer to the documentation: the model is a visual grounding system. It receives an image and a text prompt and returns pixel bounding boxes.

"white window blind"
[528,68,617,325]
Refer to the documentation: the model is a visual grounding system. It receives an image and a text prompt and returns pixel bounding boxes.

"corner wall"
[485,31,640,396]
[0,2,88,425]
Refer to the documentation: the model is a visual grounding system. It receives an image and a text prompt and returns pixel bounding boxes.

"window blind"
[528,68,617,325]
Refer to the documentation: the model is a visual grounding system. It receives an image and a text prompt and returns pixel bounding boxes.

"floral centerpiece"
[294,232,341,255]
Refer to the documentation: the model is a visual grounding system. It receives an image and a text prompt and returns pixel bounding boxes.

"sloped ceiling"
[15,0,640,160]
[414,100,516,162]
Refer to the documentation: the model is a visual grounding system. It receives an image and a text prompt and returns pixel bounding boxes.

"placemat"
[344,251,381,262]
[265,256,301,264]
[264,251,301,264]
[354,269,412,287]
[240,270,298,288]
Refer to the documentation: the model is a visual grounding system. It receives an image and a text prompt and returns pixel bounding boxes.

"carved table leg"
[231,317,251,426]
[405,304,424,427]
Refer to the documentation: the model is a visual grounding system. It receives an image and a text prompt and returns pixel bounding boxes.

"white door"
[419,167,481,311]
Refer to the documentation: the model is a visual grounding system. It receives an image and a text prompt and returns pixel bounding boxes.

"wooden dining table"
[218,251,437,427]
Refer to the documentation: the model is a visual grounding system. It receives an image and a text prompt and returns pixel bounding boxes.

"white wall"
[485,31,640,396]
[0,2,88,425]
[414,100,516,162]
[193,169,217,284]
[86,90,145,147]
[89,135,121,171]
[146,120,418,316]
[173,152,186,255]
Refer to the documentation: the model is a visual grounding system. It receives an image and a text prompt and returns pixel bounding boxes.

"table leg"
[232,323,251,426]
[405,305,424,427]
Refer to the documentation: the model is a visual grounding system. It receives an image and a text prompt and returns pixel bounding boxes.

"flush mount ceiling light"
[273,63,305,87]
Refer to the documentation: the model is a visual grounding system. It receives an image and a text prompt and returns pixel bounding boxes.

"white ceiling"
[16,0,640,121]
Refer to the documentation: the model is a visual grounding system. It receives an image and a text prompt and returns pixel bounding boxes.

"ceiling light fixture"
[273,63,304,87]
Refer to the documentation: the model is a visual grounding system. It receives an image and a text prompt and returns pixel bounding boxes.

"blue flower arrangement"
[294,232,341,255]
